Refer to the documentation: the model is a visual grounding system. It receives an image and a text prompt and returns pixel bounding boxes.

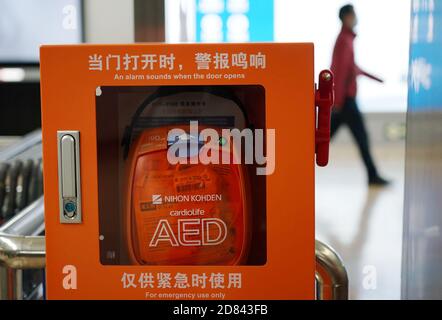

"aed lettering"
[149,218,227,247]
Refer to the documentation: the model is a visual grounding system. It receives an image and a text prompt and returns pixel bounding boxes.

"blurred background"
[1,0,441,300]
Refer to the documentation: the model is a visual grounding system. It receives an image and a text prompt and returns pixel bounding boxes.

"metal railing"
[0,133,348,300]
[1,234,348,300]
[315,240,349,300]
[0,131,45,300]
[1,220,348,299]
[0,197,45,299]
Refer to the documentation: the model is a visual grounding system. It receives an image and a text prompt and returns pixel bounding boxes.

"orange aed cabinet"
[40,43,327,300]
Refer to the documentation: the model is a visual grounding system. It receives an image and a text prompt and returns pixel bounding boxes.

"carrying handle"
[315,70,335,167]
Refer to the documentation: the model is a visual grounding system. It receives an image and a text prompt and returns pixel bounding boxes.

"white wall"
[275,0,411,112]
[83,0,135,43]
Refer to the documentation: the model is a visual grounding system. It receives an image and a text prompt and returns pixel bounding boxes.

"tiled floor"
[316,140,405,300]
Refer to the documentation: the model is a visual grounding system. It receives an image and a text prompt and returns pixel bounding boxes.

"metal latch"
[57,131,82,223]
[315,70,335,167]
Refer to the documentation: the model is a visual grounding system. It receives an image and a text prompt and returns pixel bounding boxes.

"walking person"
[331,4,390,186]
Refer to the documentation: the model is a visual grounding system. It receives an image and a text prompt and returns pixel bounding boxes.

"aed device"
[40,43,334,300]
[121,87,251,265]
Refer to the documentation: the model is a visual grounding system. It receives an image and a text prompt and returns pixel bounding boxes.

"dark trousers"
[331,97,379,179]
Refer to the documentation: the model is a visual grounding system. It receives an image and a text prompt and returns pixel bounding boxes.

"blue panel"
[196,0,274,43]
[247,0,274,42]
[403,0,442,299]
[409,0,442,109]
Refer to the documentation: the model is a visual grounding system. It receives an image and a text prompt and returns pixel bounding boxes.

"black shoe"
[368,176,391,187]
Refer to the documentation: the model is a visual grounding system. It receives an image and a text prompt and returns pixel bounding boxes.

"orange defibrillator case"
[122,87,251,265]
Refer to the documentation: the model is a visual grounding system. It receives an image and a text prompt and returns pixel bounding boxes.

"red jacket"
[331,27,382,108]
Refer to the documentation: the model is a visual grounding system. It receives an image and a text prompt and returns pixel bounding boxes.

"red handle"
[315,70,335,167]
